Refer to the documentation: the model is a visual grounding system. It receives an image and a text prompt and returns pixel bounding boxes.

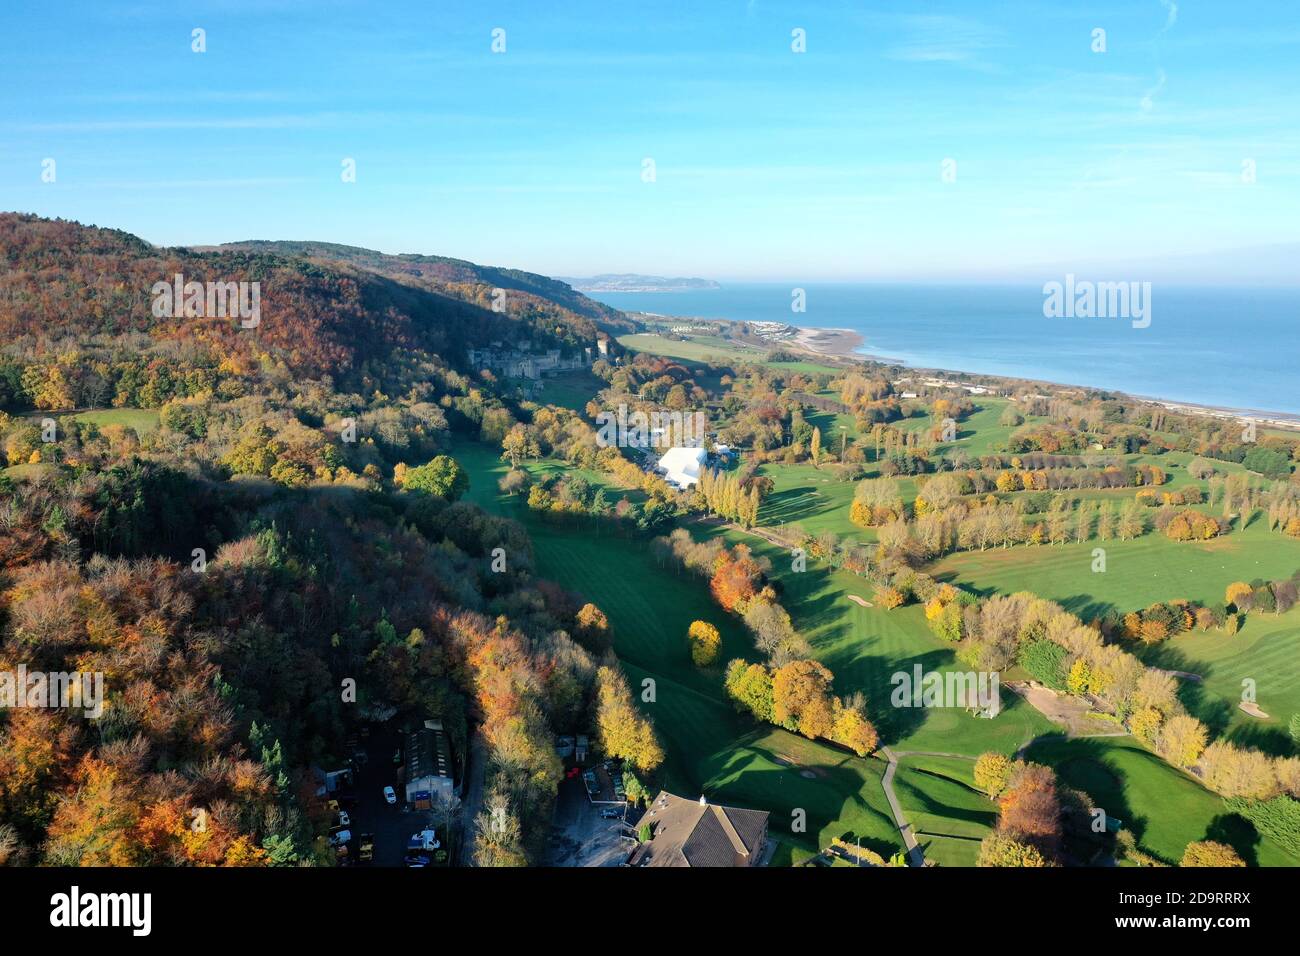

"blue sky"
[2,0,1298,280]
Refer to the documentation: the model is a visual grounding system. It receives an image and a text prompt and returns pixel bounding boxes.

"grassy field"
[618,332,842,375]
[757,463,863,538]
[701,526,1057,756]
[1027,735,1300,867]
[65,407,160,434]
[535,370,605,413]
[451,437,903,858]
[2,462,57,480]
[892,754,994,867]
[1138,607,1300,753]
[932,520,1300,618]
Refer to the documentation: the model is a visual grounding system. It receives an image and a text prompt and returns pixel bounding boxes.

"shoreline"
[791,325,865,356]
[625,311,1300,428]
[830,335,1300,428]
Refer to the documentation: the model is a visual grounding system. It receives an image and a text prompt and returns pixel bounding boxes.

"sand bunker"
[1239,701,1270,719]
[846,595,873,608]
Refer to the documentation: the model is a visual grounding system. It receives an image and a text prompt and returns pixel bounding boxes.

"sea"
[588,283,1300,418]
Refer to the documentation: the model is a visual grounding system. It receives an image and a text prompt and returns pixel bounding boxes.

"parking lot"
[546,777,639,867]
[345,725,448,867]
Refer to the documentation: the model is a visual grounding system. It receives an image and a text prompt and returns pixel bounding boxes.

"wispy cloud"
[1159,0,1179,35]
[884,15,1005,70]
[1140,69,1167,112]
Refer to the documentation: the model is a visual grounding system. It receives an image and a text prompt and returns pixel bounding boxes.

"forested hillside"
[0,213,622,387]
[212,239,633,332]
[0,213,635,867]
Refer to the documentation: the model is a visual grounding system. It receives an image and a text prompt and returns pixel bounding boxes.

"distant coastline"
[793,323,1300,428]
[559,274,721,293]
[814,328,1300,428]
[620,309,1300,429]
[594,283,1300,425]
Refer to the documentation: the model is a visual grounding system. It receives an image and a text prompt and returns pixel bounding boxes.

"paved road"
[878,747,925,867]
[878,748,980,867]
[458,731,486,867]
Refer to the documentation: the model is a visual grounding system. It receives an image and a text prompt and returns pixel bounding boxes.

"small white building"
[657,446,708,489]
[403,718,454,805]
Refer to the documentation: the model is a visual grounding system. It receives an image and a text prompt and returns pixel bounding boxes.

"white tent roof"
[657,446,708,488]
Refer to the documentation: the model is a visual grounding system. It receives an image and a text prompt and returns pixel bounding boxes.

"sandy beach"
[791,326,865,357]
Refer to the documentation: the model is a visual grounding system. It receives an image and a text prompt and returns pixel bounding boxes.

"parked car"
[383,786,397,805]
[328,829,352,847]
[404,854,430,868]
[408,828,440,851]
[358,834,374,863]
[391,748,402,766]
[336,810,351,827]
[599,807,623,819]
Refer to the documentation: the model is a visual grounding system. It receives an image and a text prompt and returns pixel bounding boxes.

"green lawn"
[1027,735,1300,867]
[66,407,160,434]
[1137,607,1300,753]
[618,333,841,375]
[942,400,1022,458]
[757,463,864,539]
[931,520,1300,619]
[3,462,57,480]
[702,527,1057,756]
[892,754,994,867]
[535,370,605,413]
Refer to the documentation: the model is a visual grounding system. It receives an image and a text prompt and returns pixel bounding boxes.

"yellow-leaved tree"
[595,665,663,772]
[687,620,721,667]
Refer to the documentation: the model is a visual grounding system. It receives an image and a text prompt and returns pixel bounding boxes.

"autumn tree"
[830,696,879,756]
[575,603,611,650]
[709,544,764,612]
[1180,840,1245,867]
[403,454,469,501]
[998,763,1061,861]
[474,780,527,867]
[978,833,1048,867]
[974,752,1013,798]
[1225,581,1254,612]
[772,659,836,740]
[875,585,905,610]
[687,620,721,667]
[594,665,664,772]
[723,659,775,723]
[1157,714,1209,769]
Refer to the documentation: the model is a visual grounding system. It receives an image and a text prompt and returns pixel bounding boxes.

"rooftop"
[627,791,769,867]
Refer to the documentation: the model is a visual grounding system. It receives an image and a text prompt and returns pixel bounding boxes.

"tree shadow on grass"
[703,729,898,858]
[1205,813,1262,867]
[1025,735,1147,849]
[825,650,952,745]
[894,769,997,831]
[1055,593,1119,622]
[781,576,855,643]
[1220,722,1296,757]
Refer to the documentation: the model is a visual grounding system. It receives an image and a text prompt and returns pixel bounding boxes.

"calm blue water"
[591,283,1300,416]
